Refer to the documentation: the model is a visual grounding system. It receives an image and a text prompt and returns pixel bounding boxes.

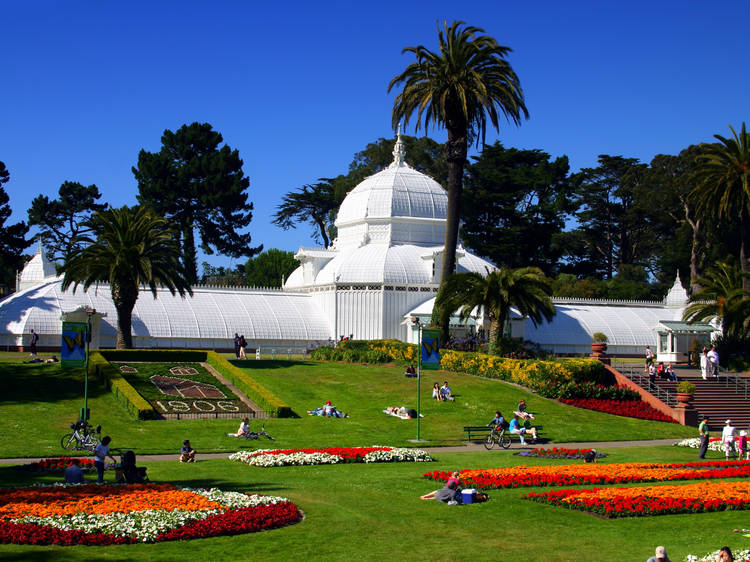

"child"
[739,430,748,460]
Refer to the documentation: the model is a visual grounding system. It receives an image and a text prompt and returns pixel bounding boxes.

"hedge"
[90,352,156,420]
[97,349,293,418]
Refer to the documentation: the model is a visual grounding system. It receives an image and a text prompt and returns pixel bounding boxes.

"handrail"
[611,360,676,407]
[720,366,750,400]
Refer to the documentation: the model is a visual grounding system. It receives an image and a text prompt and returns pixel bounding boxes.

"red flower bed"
[423,461,750,490]
[558,398,676,422]
[244,446,392,460]
[14,457,95,473]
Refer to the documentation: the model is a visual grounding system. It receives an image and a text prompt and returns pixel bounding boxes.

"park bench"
[463,425,545,444]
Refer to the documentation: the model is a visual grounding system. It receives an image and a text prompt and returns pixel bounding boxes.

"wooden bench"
[463,425,546,444]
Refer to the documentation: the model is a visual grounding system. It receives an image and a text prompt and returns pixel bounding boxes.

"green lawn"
[0,354,733,561]
[0,357,696,458]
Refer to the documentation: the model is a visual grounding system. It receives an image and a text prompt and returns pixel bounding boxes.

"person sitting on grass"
[420,471,461,504]
[404,364,416,377]
[432,382,443,402]
[516,399,534,420]
[508,414,538,445]
[236,417,250,437]
[439,381,455,401]
[64,458,85,484]
[307,400,348,418]
[179,439,196,463]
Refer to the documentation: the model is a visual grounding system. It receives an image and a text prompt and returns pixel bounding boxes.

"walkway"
[0,438,684,465]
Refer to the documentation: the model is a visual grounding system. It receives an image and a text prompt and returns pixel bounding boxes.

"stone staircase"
[613,362,750,432]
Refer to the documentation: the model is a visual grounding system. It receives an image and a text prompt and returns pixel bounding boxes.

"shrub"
[591,332,608,343]
[676,380,696,394]
[90,352,155,420]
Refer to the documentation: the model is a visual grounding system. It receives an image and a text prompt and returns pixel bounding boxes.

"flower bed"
[14,457,95,473]
[229,446,433,468]
[0,483,300,545]
[687,549,750,562]
[423,461,750,490]
[558,398,677,422]
[523,481,750,518]
[674,437,724,451]
[514,447,607,460]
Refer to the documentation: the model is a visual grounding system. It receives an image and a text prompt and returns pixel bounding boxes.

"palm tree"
[691,123,750,290]
[389,20,528,344]
[435,268,555,354]
[61,205,192,349]
[683,261,750,338]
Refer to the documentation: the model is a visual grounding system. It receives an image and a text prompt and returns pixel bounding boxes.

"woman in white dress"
[699,347,708,380]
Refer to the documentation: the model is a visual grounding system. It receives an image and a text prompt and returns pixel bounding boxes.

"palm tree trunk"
[111,282,138,349]
[741,207,750,292]
[437,130,468,345]
[488,319,502,355]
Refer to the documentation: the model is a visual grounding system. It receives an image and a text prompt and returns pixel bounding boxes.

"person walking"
[29,328,39,357]
[700,347,709,380]
[645,345,655,370]
[93,436,116,484]
[698,416,710,459]
[238,335,247,359]
[722,419,737,460]
[707,345,720,379]
[233,333,241,358]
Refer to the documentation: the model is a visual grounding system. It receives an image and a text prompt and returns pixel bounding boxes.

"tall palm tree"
[683,261,750,338]
[691,123,750,290]
[389,20,528,344]
[435,268,555,354]
[61,205,192,349]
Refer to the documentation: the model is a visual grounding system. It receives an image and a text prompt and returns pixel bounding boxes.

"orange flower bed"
[424,460,750,490]
[0,484,221,519]
[525,481,750,517]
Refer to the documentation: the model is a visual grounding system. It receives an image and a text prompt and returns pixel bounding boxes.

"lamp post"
[82,307,95,422]
[412,317,422,441]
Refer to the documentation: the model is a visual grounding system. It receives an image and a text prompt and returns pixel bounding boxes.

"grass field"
[0,353,740,561]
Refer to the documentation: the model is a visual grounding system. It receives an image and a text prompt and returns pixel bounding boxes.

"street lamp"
[411,317,423,441]
[81,307,95,422]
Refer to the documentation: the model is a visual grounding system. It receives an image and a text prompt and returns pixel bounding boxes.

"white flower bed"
[12,487,290,542]
[363,448,433,463]
[674,437,723,451]
[685,549,750,561]
[229,447,433,468]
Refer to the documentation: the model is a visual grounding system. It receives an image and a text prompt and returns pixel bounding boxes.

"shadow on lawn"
[168,478,290,493]
[0,363,108,404]
[227,359,310,370]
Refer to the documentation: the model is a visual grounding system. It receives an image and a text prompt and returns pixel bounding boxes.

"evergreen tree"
[133,122,261,284]
[0,161,32,292]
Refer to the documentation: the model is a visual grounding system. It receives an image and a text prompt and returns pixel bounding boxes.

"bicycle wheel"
[61,433,77,450]
[484,433,495,450]
[500,433,512,449]
[263,433,275,441]
[84,435,101,452]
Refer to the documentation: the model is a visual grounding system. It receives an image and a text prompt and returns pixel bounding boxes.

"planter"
[676,392,694,405]
[591,343,608,353]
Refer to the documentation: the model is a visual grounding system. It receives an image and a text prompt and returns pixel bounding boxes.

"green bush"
[90,352,156,420]
[100,350,207,362]
[676,380,696,394]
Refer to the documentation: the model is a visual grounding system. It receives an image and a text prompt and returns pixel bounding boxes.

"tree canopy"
[27,181,107,262]
[61,205,192,349]
[133,122,261,284]
[244,249,298,288]
[0,161,32,293]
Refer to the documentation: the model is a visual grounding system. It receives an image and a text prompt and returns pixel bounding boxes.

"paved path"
[0,438,683,465]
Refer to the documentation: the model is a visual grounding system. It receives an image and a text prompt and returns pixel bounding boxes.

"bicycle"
[237,424,275,441]
[484,425,511,450]
[61,421,102,452]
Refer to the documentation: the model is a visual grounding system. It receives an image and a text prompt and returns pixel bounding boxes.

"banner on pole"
[420,329,440,370]
[61,322,87,368]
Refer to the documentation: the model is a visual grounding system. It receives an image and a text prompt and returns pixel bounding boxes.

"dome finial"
[389,124,406,168]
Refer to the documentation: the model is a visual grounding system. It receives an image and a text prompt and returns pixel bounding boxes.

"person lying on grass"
[421,471,460,503]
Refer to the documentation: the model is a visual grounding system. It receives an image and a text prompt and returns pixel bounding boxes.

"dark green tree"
[564,155,647,279]
[273,178,340,247]
[0,161,32,292]
[691,123,750,291]
[244,249,298,288]
[200,262,246,286]
[389,20,528,344]
[27,181,107,262]
[435,268,554,354]
[348,135,448,185]
[133,122,261,284]
[461,142,574,274]
[683,261,750,338]
[61,205,192,349]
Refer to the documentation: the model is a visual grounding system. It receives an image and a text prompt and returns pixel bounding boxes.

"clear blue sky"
[2,1,748,269]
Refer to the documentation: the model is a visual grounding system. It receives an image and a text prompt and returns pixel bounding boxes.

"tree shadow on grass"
[227,359,310,370]
[0,363,108,404]
[166,477,291,493]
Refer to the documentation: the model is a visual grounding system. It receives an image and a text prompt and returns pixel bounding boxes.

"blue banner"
[61,322,86,368]
[421,329,440,370]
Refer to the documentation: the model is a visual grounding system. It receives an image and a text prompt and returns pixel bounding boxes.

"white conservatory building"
[0,133,715,359]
